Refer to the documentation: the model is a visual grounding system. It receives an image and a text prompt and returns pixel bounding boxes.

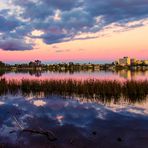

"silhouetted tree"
[0,61,5,68]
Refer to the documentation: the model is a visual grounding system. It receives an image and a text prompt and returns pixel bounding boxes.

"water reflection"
[0,95,148,147]
[0,70,148,81]
[0,70,5,77]
[117,70,148,80]
[29,70,42,77]
[33,100,47,107]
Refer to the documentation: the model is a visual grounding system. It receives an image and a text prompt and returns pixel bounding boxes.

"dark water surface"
[0,94,148,148]
[0,70,148,147]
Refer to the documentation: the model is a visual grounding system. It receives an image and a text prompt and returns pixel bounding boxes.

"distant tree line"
[0,60,147,72]
[0,61,5,68]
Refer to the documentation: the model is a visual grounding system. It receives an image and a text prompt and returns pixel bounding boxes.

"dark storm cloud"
[44,0,82,11]
[0,0,148,50]
[0,39,34,51]
[0,15,20,32]
[41,33,70,44]
[13,0,53,21]
[0,9,33,51]
[84,0,148,25]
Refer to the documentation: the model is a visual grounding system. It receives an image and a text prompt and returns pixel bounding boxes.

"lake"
[0,70,148,81]
[0,70,148,148]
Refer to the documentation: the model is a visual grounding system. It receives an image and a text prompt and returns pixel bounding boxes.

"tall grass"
[0,78,148,102]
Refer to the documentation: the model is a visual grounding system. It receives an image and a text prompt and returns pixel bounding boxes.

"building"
[115,57,148,66]
[130,58,137,65]
[142,60,148,65]
[116,57,131,66]
[136,60,142,65]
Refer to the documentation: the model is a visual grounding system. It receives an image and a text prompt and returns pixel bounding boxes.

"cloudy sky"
[0,0,148,63]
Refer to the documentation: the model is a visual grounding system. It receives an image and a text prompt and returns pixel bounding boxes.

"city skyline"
[0,0,148,63]
[1,56,148,66]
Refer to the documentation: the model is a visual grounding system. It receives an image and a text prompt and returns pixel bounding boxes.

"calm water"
[0,70,148,147]
[0,95,148,148]
[0,70,148,81]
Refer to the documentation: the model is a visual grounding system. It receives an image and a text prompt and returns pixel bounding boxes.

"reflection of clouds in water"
[56,115,64,125]
[33,100,46,107]
[105,103,148,117]
[0,124,17,143]
[26,93,45,101]
[128,108,145,115]
[25,95,34,101]
[93,106,108,120]
[0,101,5,105]
[13,103,19,107]
[19,114,34,128]
[0,94,148,145]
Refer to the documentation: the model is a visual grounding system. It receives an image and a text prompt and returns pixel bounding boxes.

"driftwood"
[10,114,57,142]
[21,129,57,141]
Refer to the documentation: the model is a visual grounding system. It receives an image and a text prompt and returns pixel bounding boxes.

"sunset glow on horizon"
[0,0,148,63]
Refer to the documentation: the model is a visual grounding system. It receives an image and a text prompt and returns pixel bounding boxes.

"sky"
[0,0,148,64]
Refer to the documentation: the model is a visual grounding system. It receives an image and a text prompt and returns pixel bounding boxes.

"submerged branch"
[10,114,57,142]
[22,129,57,141]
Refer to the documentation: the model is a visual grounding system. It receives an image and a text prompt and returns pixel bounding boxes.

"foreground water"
[0,70,148,147]
[0,94,148,148]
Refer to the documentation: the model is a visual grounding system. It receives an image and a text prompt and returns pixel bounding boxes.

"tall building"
[115,57,148,66]
[116,57,131,66]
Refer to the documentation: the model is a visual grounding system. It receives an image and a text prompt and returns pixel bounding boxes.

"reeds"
[0,78,148,102]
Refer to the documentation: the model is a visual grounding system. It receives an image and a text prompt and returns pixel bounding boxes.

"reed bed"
[0,78,148,102]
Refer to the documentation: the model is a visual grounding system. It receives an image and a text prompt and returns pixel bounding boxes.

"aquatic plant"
[0,78,147,102]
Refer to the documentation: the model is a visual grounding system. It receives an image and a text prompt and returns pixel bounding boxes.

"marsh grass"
[0,78,148,102]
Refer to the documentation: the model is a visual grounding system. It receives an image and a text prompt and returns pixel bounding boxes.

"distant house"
[94,65,100,70]
[136,60,142,65]
[142,60,148,65]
